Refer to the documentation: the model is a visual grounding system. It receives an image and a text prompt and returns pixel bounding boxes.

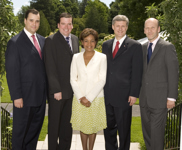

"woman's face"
[81,35,96,52]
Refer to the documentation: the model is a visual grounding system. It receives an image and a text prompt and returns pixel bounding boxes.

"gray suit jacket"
[139,38,179,108]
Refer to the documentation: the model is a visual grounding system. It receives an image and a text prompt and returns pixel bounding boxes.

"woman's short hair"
[79,28,99,48]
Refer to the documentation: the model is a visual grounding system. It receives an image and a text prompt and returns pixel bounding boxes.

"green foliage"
[108,0,162,39]
[78,0,89,17]
[83,0,109,34]
[16,5,30,26]
[37,11,51,37]
[146,0,182,103]
[97,34,115,52]
[30,0,57,31]
[0,0,20,91]
[72,17,85,37]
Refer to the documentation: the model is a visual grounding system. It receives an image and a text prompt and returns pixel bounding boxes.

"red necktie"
[113,41,120,58]
[31,35,42,59]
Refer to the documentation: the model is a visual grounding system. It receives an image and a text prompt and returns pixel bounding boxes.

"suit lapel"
[113,36,128,60]
[107,39,114,61]
[71,35,77,54]
[149,38,162,64]
[143,43,148,71]
[57,31,72,55]
[22,31,40,57]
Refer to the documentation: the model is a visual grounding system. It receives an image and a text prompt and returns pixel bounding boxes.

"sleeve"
[129,43,143,98]
[85,54,107,102]
[5,40,22,100]
[43,37,61,95]
[165,44,179,99]
[70,54,84,102]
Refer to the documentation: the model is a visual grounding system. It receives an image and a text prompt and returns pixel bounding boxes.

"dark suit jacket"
[102,36,143,109]
[44,31,79,100]
[5,30,46,107]
[139,38,179,108]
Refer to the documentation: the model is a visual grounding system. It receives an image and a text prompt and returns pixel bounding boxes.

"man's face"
[112,21,128,40]
[144,19,160,42]
[58,17,73,37]
[24,13,40,34]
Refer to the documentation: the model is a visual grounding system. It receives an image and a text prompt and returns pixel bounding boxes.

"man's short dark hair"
[25,9,39,19]
[58,12,73,24]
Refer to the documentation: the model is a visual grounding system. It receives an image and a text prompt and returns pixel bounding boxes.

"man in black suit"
[139,18,179,150]
[102,15,143,150]
[44,13,79,150]
[5,9,46,150]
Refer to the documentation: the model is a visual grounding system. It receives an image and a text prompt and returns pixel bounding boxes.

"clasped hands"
[79,97,91,107]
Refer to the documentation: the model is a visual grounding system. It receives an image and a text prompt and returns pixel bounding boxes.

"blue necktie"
[147,43,153,64]
[66,37,72,51]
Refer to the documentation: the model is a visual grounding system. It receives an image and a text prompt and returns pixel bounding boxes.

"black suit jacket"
[44,31,79,100]
[102,36,143,109]
[5,30,46,107]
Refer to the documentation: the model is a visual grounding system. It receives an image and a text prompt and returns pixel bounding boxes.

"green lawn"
[38,116,48,141]
[1,74,11,103]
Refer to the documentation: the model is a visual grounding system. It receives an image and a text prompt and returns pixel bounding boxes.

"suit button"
[146,83,148,85]
[110,72,113,75]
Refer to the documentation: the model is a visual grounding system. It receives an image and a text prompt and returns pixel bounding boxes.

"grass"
[131,117,146,150]
[38,116,48,141]
[1,74,11,103]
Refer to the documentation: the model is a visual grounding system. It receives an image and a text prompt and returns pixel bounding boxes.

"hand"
[128,96,137,106]
[14,98,23,108]
[167,100,175,109]
[79,97,91,107]
[54,92,62,101]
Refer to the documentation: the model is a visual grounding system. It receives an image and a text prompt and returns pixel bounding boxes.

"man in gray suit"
[139,18,179,150]
[44,13,79,149]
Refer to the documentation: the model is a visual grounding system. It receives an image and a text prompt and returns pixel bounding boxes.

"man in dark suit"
[5,9,46,150]
[139,18,179,150]
[44,13,79,150]
[102,15,143,150]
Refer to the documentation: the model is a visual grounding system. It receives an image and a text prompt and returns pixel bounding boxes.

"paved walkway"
[36,131,140,150]
[1,103,141,150]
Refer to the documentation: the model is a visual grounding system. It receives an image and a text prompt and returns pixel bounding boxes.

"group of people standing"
[5,8,178,150]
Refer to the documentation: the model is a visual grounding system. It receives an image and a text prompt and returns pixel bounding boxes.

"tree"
[0,0,20,94]
[30,0,57,31]
[83,0,109,34]
[16,5,30,26]
[78,0,89,17]
[110,0,163,39]
[146,0,182,103]
[72,17,85,37]
[37,11,51,37]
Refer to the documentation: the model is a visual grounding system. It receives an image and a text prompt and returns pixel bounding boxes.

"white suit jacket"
[70,50,107,103]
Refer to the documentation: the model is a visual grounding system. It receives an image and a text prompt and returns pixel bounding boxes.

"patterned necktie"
[113,41,120,58]
[66,37,72,51]
[31,35,42,59]
[147,43,153,64]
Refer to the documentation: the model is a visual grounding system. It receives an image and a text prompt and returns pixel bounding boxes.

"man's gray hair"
[112,15,129,26]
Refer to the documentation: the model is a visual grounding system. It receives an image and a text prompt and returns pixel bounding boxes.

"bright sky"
[11,0,114,15]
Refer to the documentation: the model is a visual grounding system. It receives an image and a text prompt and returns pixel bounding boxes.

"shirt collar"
[114,35,126,45]
[24,27,37,37]
[148,35,160,47]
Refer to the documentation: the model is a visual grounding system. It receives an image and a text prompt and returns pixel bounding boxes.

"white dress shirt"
[112,35,126,52]
[24,28,41,49]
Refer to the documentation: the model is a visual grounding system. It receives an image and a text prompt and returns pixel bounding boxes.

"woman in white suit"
[70,28,107,150]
